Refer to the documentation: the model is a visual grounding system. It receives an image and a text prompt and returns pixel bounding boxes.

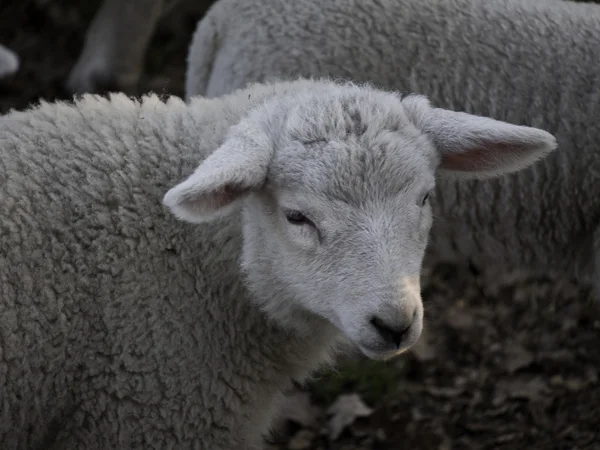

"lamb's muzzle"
[348,276,424,360]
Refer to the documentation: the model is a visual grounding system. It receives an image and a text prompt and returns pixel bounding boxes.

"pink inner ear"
[181,183,247,212]
[441,147,492,171]
[208,183,247,210]
[440,142,524,172]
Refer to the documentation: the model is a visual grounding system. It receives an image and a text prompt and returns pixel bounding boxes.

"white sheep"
[0,78,555,449]
[185,0,600,298]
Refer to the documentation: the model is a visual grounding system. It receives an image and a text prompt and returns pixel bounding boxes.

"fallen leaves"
[411,332,437,362]
[287,429,315,450]
[497,377,549,402]
[445,302,475,331]
[326,393,374,441]
[278,391,322,429]
[276,391,375,448]
[503,342,535,374]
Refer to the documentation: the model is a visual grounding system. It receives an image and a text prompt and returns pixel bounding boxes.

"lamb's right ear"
[402,95,558,179]
[163,122,273,224]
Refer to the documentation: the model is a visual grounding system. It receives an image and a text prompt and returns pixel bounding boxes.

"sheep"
[185,0,600,298]
[0,43,19,79]
[0,78,555,449]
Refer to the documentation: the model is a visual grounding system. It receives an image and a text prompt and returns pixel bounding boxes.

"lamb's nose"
[370,315,411,348]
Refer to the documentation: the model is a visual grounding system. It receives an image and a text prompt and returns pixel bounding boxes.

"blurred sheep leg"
[65,0,164,94]
[0,43,19,79]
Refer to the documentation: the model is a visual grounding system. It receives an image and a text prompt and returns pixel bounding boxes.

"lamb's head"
[164,80,557,361]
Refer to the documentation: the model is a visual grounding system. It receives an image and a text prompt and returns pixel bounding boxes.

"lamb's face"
[164,80,557,361]
[240,92,436,360]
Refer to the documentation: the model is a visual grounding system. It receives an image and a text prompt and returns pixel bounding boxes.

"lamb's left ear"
[163,121,273,223]
[402,95,558,179]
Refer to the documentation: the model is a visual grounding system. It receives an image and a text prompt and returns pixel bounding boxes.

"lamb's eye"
[421,192,430,206]
[284,210,315,227]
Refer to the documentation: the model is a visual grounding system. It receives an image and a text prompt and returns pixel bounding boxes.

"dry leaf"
[287,429,316,450]
[411,333,436,362]
[278,391,322,429]
[445,304,474,330]
[425,386,464,398]
[504,343,534,373]
[326,393,373,441]
[498,377,548,402]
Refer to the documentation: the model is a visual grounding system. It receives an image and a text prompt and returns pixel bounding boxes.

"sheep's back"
[0,93,249,448]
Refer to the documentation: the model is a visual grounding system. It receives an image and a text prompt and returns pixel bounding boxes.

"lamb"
[185,0,600,297]
[0,78,555,449]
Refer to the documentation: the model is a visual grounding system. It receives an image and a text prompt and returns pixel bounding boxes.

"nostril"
[370,316,411,348]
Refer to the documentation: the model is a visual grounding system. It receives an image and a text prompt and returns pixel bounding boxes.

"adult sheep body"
[186,0,600,295]
[0,78,555,449]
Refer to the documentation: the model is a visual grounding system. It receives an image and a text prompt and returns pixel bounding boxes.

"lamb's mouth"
[357,344,407,361]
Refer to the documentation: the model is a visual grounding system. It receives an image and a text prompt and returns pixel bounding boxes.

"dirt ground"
[1,1,599,449]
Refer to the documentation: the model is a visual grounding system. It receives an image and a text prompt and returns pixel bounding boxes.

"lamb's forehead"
[266,86,438,199]
[283,84,411,139]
